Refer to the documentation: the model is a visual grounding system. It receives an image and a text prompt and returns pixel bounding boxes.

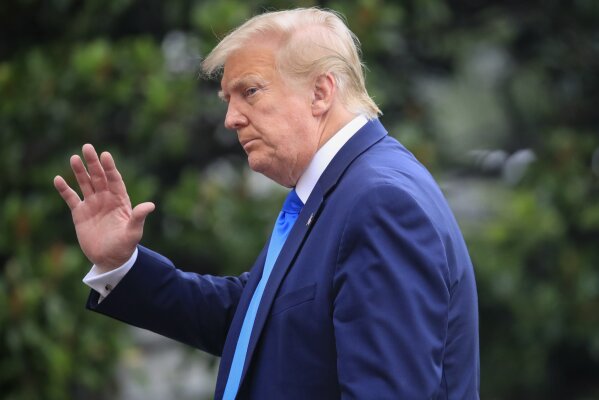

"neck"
[279,106,356,189]
[316,106,357,151]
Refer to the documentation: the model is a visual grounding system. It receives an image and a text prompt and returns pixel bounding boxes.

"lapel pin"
[306,213,315,227]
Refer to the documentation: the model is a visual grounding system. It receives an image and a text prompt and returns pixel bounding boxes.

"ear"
[311,73,336,117]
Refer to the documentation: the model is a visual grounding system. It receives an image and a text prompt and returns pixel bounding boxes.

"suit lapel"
[215,119,388,398]
[239,190,324,383]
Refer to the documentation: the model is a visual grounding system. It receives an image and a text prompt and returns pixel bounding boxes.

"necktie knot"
[281,189,303,215]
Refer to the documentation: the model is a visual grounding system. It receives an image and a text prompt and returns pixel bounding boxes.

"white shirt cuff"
[82,247,139,301]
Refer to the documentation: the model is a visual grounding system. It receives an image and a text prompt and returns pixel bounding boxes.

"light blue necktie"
[222,189,304,399]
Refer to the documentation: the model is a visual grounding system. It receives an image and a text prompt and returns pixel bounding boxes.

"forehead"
[220,44,279,90]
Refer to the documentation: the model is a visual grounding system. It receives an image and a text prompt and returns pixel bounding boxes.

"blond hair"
[201,8,381,118]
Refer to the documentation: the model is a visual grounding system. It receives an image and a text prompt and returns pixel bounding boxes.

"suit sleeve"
[87,245,249,356]
[333,184,451,399]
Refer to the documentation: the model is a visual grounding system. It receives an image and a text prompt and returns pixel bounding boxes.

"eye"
[244,87,259,98]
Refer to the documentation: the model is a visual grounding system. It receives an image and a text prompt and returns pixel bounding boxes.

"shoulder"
[333,135,444,217]
[329,135,456,255]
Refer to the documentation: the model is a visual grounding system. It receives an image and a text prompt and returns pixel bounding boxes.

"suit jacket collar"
[214,118,388,399]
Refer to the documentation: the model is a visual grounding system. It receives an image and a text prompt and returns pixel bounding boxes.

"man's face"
[220,42,320,187]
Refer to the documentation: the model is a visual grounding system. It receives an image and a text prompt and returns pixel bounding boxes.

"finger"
[53,175,82,210]
[100,151,127,196]
[70,155,94,198]
[128,202,155,233]
[82,143,108,192]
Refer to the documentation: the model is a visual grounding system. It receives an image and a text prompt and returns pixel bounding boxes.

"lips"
[239,137,253,147]
[240,137,259,151]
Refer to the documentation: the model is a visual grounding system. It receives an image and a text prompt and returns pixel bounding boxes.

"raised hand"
[54,144,155,272]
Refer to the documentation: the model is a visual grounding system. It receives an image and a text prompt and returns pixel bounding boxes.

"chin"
[248,158,272,179]
[247,156,264,174]
[247,156,295,187]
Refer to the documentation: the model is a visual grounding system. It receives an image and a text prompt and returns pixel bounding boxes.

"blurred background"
[1,0,598,399]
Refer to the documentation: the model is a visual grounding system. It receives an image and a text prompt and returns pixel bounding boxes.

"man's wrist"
[93,248,137,274]
[83,247,139,299]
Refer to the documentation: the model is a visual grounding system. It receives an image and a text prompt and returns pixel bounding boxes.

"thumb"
[129,202,156,233]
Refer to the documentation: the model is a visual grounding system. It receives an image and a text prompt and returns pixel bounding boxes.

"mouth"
[240,137,258,151]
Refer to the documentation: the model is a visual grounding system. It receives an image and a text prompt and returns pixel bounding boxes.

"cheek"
[258,99,314,153]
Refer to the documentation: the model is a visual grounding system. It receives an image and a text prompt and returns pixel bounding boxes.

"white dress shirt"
[83,115,369,299]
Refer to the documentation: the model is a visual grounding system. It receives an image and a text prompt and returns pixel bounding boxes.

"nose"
[224,99,249,130]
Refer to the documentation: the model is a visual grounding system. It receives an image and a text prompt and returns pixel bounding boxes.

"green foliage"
[471,131,599,398]
[0,3,280,397]
[1,0,598,398]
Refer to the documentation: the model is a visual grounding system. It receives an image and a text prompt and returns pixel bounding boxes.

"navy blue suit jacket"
[88,119,480,399]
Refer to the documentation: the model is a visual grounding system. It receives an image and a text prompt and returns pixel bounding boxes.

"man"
[54,8,479,399]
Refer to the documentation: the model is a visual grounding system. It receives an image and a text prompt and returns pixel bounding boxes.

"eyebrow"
[218,74,268,102]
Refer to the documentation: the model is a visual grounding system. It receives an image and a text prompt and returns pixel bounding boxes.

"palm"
[54,144,155,270]
[71,189,133,266]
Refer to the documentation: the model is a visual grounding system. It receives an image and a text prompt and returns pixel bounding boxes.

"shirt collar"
[295,114,369,203]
